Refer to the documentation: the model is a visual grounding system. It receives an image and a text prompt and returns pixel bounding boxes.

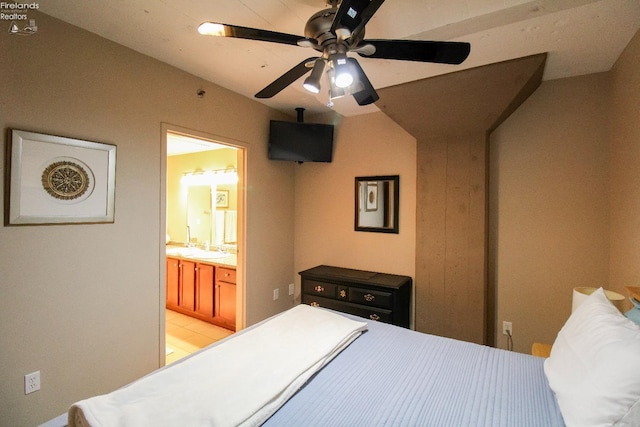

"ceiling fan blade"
[199,22,307,46]
[359,40,471,65]
[348,58,379,106]
[330,0,385,40]
[255,57,318,99]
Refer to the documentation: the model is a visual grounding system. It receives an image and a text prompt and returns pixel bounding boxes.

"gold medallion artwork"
[41,160,91,200]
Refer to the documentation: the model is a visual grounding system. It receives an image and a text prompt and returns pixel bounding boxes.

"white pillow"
[544,287,640,426]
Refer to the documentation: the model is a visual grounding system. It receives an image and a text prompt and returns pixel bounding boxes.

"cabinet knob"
[369,314,380,321]
[314,285,325,293]
[364,293,375,302]
[310,301,320,307]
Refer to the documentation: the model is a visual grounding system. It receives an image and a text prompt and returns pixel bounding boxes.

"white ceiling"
[39,0,639,119]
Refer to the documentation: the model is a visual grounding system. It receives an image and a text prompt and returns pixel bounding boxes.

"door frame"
[160,123,247,366]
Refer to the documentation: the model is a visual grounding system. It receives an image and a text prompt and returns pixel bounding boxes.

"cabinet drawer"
[302,295,392,324]
[302,280,337,299]
[216,267,236,284]
[349,287,393,309]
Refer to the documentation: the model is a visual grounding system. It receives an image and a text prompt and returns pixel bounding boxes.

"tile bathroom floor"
[165,309,234,365]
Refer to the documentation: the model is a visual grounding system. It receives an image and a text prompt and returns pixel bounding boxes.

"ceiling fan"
[198,0,470,107]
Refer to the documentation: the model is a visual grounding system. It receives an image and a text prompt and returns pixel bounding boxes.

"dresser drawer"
[349,287,393,309]
[302,280,337,299]
[299,265,412,329]
[216,267,236,284]
[302,295,392,323]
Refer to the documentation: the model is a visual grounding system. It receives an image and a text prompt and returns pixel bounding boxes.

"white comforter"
[68,305,367,427]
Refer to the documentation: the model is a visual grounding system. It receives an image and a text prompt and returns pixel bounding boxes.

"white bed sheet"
[42,307,563,426]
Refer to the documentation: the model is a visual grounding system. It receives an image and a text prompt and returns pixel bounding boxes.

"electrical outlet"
[273,288,279,300]
[24,371,40,395]
[288,283,294,296]
[502,321,513,336]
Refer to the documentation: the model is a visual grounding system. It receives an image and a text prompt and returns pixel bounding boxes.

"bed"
[46,288,640,427]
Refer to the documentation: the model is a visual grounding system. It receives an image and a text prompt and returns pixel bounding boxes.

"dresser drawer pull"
[364,293,375,302]
[339,290,347,298]
[314,285,325,293]
[369,314,380,321]
[310,301,320,307]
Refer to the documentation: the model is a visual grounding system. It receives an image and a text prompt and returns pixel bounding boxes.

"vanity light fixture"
[182,168,238,186]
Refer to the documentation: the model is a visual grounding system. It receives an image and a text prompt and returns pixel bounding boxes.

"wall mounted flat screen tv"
[268,120,334,163]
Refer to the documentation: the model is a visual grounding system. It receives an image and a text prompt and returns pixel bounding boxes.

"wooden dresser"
[299,265,412,328]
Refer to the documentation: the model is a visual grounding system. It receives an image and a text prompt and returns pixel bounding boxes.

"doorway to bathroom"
[162,125,245,364]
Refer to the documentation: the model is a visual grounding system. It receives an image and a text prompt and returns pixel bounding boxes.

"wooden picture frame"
[216,190,229,208]
[5,129,116,225]
[355,175,399,234]
[365,182,378,212]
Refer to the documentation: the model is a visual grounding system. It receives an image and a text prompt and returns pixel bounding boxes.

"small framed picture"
[365,182,378,211]
[5,129,116,225]
[216,190,229,208]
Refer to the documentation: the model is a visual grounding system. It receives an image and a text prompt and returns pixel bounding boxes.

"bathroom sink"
[166,247,229,260]
[166,247,189,256]
[184,249,227,259]
[185,250,228,260]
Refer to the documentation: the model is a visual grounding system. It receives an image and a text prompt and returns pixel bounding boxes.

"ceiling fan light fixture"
[208,0,471,107]
[334,70,353,88]
[331,53,353,88]
[329,86,347,100]
[198,22,225,36]
[326,69,347,100]
[303,59,326,94]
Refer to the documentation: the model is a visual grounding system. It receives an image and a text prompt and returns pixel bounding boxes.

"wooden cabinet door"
[166,257,180,309]
[179,260,196,311]
[196,264,215,319]
[217,282,236,327]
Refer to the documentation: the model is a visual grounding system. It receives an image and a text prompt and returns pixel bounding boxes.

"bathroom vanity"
[166,247,237,331]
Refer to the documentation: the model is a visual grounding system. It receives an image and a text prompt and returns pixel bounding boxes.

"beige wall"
[490,28,640,354]
[609,30,640,294]
[293,112,417,318]
[490,73,611,353]
[0,12,294,426]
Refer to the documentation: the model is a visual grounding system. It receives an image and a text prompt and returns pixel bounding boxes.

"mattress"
[264,312,564,426]
[45,307,564,426]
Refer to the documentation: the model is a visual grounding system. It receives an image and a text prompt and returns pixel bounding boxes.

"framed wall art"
[5,129,116,225]
[216,190,229,208]
[365,182,378,212]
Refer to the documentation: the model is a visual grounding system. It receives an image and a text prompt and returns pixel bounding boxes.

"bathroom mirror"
[186,185,212,245]
[355,175,399,233]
